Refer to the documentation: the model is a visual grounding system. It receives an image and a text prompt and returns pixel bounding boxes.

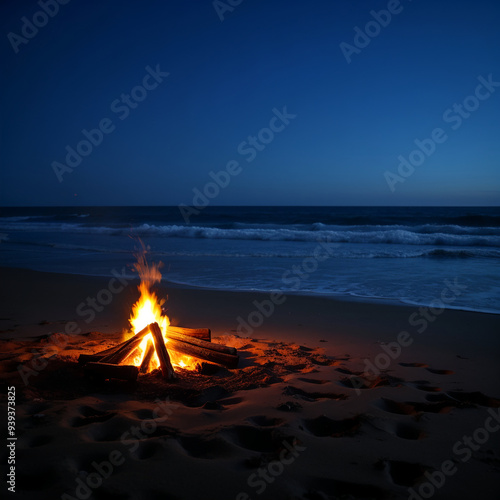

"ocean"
[0,206,499,314]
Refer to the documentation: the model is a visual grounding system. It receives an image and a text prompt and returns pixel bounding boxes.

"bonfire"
[78,249,238,382]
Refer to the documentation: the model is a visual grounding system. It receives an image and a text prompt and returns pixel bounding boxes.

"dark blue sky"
[1,0,499,207]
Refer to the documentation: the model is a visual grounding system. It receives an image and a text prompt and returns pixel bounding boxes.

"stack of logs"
[78,322,238,382]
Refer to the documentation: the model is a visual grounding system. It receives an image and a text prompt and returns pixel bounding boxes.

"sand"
[0,266,499,500]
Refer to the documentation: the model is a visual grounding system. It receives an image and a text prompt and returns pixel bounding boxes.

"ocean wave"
[1,221,500,247]
[125,224,500,247]
[4,236,500,260]
[402,248,500,259]
[309,222,500,236]
[0,215,51,222]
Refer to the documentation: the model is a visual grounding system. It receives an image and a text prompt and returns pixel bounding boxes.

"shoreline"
[2,264,500,317]
[1,265,499,370]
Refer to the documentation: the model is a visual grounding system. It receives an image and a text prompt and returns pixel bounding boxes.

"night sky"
[1,0,499,207]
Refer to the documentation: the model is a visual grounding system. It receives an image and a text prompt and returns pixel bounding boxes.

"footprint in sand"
[242,434,304,469]
[76,451,117,472]
[395,422,425,440]
[282,385,348,402]
[374,398,439,415]
[374,395,485,415]
[185,385,232,408]
[339,374,403,390]
[415,384,442,392]
[399,362,428,368]
[371,418,425,440]
[407,380,442,393]
[225,425,286,452]
[90,415,176,442]
[276,401,303,412]
[297,377,330,385]
[246,415,285,427]
[178,434,235,459]
[70,406,116,427]
[303,414,363,438]
[426,367,454,375]
[385,460,429,487]
[85,416,135,442]
[133,408,156,419]
[427,391,500,408]
[335,366,361,375]
[129,441,163,460]
[310,356,339,367]
[223,425,301,460]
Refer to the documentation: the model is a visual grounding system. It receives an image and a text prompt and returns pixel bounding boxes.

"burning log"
[123,347,142,365]
[99,325,151,364]
[166,330,236,356]
[151,322,176,380]
[78,325,151,365]
[166,326,211,342]
[166,338,239,369]
[78,353,106,364]
[84,362,139,382]
[100,337,145,364]
[139,339,155,374]
[78,340,131,364]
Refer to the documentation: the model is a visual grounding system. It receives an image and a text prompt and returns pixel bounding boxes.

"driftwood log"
[150,322,176,380]
[122,347,142,366]
[167,325,211,342]
[100,337,145,364]
[139,339,155,374]
[78,325,151,365]
[166,338,238,368]
[78,339,134,364]
[78,353,106,364]
[166,330,236,356]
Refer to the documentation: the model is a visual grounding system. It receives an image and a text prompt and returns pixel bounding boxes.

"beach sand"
[0,266,499,500]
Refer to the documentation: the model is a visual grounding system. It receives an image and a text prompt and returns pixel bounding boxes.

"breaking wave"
[1,221,500,248]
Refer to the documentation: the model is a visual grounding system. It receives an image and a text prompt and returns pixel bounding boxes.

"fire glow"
[128,250,195,372]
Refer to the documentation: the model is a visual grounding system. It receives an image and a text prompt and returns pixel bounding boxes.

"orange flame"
[128,243,195,372]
